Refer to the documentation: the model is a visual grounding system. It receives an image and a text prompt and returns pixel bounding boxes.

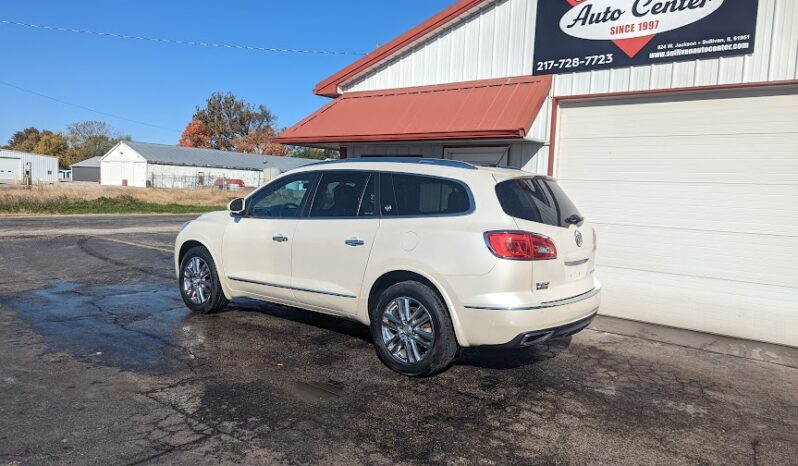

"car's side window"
[308,172,372,218]
[246,173,317,219]
[390,173,471,216]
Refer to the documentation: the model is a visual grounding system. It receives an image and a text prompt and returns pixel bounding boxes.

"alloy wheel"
[381,296,435,364]
[182,256,212,305]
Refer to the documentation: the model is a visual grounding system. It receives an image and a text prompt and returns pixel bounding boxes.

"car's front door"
[291,171,379,315]
[222,172,318,304]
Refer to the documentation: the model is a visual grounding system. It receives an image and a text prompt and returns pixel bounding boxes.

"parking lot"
[1,214,797,465]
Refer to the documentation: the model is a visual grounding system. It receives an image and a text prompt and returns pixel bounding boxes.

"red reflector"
[485,232,557,260]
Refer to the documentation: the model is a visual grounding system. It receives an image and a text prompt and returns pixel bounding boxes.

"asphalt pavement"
[1,214,796,465]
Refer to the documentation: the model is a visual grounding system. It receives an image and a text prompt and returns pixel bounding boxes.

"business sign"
[533,0,758,75]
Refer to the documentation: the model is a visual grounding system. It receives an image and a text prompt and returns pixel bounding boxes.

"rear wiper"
[564,214,584,225]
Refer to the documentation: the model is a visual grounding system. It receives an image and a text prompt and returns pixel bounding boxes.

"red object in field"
[214,178,245,187]
[485,232,557,260]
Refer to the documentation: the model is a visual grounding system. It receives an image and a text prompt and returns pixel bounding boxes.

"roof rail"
[309,157,478,170]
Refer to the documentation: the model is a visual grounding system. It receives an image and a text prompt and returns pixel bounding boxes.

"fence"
[147,173,260,191]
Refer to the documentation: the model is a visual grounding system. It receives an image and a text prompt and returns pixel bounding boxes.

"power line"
[0,19,367,56]
[0,79,181,133]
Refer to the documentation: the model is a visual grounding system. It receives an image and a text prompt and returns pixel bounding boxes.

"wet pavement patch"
[2,281,191,374]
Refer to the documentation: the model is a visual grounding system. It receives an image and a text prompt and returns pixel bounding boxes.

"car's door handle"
[272,234,288,242]
[345,238,365,247]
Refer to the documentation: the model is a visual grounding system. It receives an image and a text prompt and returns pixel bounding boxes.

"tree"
[32,132,70,168]
[178,119,211,148]
[233,126,291,156]
[292,147,339,160]
[191,92,277,151]
[6,127,42,152]
[4,121,129,168]
[66,121,129,164]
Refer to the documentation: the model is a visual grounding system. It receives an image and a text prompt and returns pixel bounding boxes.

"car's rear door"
[290,171,380,315]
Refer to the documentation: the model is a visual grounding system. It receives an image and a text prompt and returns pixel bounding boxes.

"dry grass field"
[0,182,254,215]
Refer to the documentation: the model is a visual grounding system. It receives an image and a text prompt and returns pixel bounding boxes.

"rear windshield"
[495,177,582,228]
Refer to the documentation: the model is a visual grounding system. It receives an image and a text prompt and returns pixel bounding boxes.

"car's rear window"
[495,177,582,227]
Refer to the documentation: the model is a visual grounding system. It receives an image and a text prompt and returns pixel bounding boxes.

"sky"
[0,0,454,145]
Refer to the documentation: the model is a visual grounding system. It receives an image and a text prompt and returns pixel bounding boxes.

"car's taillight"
[485,231,557,260]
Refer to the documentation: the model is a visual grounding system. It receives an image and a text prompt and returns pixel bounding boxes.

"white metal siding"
[342,0,798,147]
[0,150,58,184]
[344,0,798,96]
[0,157,20,183]
[100,144,148,187]
[554,87,798,347]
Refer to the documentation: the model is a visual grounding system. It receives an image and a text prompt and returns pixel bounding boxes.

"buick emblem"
[575,230,583,247]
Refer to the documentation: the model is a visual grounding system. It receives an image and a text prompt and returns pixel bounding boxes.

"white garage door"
[554,86,798,347]
[0,157,20,183]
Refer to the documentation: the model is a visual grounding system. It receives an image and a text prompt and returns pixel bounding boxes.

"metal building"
[275,0,798,347]
[99,141,314,189]
[70,156,102,182]
[0,149,59,184]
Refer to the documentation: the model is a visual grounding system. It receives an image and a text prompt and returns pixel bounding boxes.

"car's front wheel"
[370,281,458,377]
[179,246,228,314]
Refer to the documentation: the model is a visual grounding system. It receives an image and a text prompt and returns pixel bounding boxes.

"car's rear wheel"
[370,281,458,377]
[179,246,228,314]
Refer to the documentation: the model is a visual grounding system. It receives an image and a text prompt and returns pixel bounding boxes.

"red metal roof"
[273,76,552,145]
[314,0,486,97]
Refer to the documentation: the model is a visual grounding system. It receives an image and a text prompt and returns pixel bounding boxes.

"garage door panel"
[556,86,798,346]
[598,267,798,347]
[594,224,798,288]
[559,91,798,139]
[0,158,20,182]
[563,182,798,237]
[557,133,798,184]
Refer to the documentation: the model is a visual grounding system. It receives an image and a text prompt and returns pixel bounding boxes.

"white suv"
[175,158,600,376]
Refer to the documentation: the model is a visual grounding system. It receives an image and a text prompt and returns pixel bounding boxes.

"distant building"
[71,156,102,182]
[99,141,315,189]
[0,149,59,185]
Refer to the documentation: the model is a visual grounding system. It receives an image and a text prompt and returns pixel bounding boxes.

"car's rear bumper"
[454,286,601,346]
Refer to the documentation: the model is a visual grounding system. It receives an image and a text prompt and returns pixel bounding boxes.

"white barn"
[100,141,314,189]
[0,149,59,185]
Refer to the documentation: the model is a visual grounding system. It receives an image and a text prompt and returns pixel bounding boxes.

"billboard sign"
[533,0,759,75]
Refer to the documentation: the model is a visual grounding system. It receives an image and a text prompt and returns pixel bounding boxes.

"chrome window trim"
[463,286,601,311]
[228,276,356,299]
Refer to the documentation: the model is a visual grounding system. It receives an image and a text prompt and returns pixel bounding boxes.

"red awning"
[273,76,552,146]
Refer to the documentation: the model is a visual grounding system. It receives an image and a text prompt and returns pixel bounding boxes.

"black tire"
[369,280,458,377]
[179,246,229,314]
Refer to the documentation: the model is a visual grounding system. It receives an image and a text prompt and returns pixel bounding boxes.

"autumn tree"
[33,132,70,167]
[186,92,286,154]
[178,119,211,148]
[233,127,291,156]
[4,121,129,168]
[6,127,43,152]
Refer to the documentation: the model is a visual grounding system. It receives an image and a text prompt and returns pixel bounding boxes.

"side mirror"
[228,197,246,214]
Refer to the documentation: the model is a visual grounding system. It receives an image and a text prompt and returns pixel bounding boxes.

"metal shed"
[71,156,102,182]
[0,149,59,184]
